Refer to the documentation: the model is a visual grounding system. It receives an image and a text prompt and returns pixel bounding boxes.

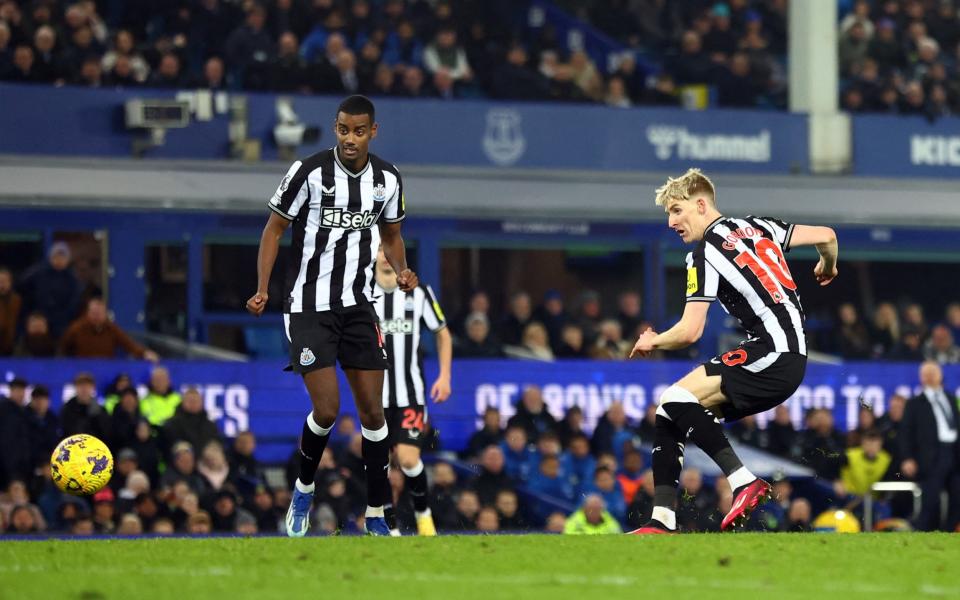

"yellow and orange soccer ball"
[50,434,114,495]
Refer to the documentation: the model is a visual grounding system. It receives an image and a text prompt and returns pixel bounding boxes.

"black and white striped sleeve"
[685,243,719,303]
[752,216,795,252]
[268,160,310,220]
[381,167,406,223]
[420,285,447,332]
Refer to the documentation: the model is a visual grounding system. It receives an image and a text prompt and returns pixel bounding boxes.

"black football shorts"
[284,301,388,374]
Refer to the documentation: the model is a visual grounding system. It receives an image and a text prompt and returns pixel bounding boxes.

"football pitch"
[2,533,958,600]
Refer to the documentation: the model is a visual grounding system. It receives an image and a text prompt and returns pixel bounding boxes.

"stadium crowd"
[2,356,957,537]
[449,287,960,365]
[839,0,960,119]
[4,245,960,366]
[0,0,789,109]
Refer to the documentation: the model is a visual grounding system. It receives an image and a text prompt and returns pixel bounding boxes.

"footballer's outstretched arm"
[431,326,452,402]
[788,224,839,286]
[247,212,291,316]
[631,301,709,357]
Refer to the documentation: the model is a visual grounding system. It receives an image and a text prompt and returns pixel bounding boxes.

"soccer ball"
[50,434,114,495]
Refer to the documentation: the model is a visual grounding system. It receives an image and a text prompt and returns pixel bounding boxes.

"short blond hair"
[654,168,716,209]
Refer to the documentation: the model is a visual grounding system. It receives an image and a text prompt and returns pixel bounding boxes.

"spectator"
[91,488,116,533]
[591,402,639,462]
[162,387,219,455]
[494,489,527,531]
[878,393,907,464]
[0,267,21,356]
[835,302,872,359]
[590,319,630,360]
[555,324,587,358]
[456,312,503,358]
[469,446,513,505]
[186,511,212,534]
[946,303,960,342]
[728,414,767,450]
[18,242,81,339]
[142,366,181,427]
[130,419,162,485]
[563,494,622,534]
[677,467,719,532]
[59,297,159,361]
[637,403,657,443]
[889,325,925,362]
[195,56,226,91]
[839,429,892,498]
[0,379,30,488]
[474,505,499,533]
[924,324,960,364]
[429,462,460,530]
[110,448,140,495]
[224,2,273,90]
[60,371,111,442]
[767,404,797,458]
[228,431,265,496]
[24,385,60,473]
[783,498,812,532]
[6,504,42,534]
[716,52,760,107]
[500,424,536,482]
[148,52,185,88]
[451,490,480,531]
[795,408,846,480]
[868,19,904,73]
[575,291,604,346]
[32,25,64,84]
[616,450,644,505]
[900,361,960,531]
[454,290,491,338]
[628,463,665,524]
[615,291,642,342]
[527,454,575,504]
[197,441,232,493]
[100,29,149,83]
[506,385,558,443]
[499,292,533,347]
[668,30,712,85]
[556,406,586,449]
[423,25,472,86]
[103,373,135,414]
[104,54,138,87]
[395,64,431,97]
[505,322,554,361]
[839,20,870,77]
[270,32,305,92]
[160,441,208,496]
[870,302,900,358]
[585,466,626,524]
[465,407,503,459]
[491,43,550,100]
[533,290,568,353]
[569,49,603,101]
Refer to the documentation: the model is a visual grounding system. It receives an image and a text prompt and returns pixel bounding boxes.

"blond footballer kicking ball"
[50,434,114,495]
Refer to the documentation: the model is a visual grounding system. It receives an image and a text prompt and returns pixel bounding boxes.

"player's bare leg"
[345,368,393,536]
[395,443,436,536]
[631,366,768,534]
[286,367,340,537]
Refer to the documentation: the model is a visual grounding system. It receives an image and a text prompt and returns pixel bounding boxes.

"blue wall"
[1,358,950,463]
[0,83,807,173]
[853,114,960,177]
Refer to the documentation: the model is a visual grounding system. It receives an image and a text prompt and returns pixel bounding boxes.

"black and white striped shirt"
[268,148,405,313]
[686,215,806,355]
[374,284,447,408]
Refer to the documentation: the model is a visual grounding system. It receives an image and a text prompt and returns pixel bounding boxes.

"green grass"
[1,533,958,600]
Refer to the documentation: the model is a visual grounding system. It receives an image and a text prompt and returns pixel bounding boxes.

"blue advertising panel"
[0,83,807,173]
[0,359,950,463]
[853,114,960,177]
